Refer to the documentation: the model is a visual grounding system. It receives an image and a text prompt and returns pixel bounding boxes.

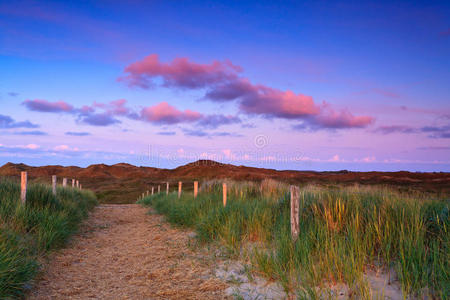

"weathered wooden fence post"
[152,186,154,195]
[72,179,75,188]
[62,178,67,187]
[146,190,149,196]
[21,171,27,204]
[80,184,82,190]
[194,181,198,198]
[76,180,79,189]
[158,185,160,193]
[178,181,182,198]
[52,175,57,195]
[290,185,300,241]
[166,182,169,195]
[223,183,227,207]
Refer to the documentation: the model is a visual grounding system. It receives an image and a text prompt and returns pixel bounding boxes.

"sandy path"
[29,204,229,299]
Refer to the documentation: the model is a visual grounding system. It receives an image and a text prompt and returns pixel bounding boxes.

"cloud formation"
[78,112,121,126]
[14,130,48,135]
[140,102,202,124]
[156,131,176,136]
[65,131,91,136]
[22,98,241,130]
[197,114,241,129]
[120,54,374,129]
[119,54,241,89]
[0,114,39,129]
[182,128,243,138]
[375,125,417,134]
[23,99,74,113]
[22,99,123,127]
[374,123,450,139]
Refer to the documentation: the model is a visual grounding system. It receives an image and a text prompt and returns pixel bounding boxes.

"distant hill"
[1,160,449,204]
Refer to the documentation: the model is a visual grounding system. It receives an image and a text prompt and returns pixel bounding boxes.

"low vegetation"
[139,179,449,299]
[0,177,97,298]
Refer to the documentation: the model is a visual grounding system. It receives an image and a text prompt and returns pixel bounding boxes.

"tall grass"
[138,179,449,299]
[0,177,97,298]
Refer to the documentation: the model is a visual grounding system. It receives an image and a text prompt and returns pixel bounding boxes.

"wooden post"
[52,175,57,195]
[76,180,79,188]
[166,182,169,195]
[194,181,198,198]
[158,185,160,193]
[80,184,82,190]
[178,181,182,198]
[223,183,227,207]
[146,190,149,196]
[290,185,300,241]
[62,178,67,187]
[72,179,75,188]
[152,187,154,195]
[21,171,27,204]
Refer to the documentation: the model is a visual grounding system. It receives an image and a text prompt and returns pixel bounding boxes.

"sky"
[0,0,449,171]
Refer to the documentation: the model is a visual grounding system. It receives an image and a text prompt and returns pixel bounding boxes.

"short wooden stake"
[223,183,227,207]
[21,171,27,204]
[166,182,169,195]
[52,175,57,195]
[194,181,198,198]
[178,181,182,198]
[290,185,300,241]
[62,178,67,187]
[158,185,160,193]
[146,190,149,196]
[72,179,75,188]
[76,180,79,188]
[80,184,82,190]
[152,187,154,195]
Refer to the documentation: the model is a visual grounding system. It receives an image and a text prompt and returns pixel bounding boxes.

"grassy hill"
[1,160,449,204]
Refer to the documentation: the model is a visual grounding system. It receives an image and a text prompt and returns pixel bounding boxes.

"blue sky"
[1,0,449,171]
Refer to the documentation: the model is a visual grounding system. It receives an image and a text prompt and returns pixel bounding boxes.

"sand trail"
[29,204,229,299]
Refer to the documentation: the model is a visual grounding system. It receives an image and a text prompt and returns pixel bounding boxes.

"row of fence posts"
[140,181,227,203]
[140,181,301,241]
[20,171,82,204]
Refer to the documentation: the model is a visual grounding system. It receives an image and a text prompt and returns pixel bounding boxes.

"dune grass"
[0,177,97,298]
[138,179,449,299]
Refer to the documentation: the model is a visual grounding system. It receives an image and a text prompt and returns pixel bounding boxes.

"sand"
[29,204,229,300]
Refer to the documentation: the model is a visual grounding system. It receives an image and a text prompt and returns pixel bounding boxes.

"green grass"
[0,177,97,299]
[138,179,449,299]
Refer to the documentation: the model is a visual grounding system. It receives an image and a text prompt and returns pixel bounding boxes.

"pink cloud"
[23,99,74,113]
[121,55,374,130]
[90,99,137,119]
[238,84,320,118]
[206,78,372,128]
[119,54,241,89]
[140,102,203,124]
[310,103,374,129]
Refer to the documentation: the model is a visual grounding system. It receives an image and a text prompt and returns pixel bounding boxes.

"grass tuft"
[0,177,97,298]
